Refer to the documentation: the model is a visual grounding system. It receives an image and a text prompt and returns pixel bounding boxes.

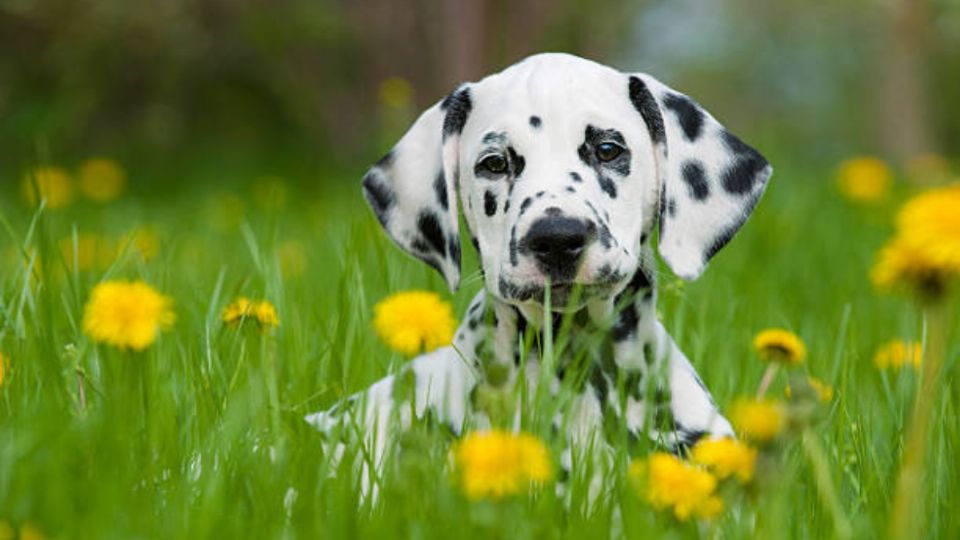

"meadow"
[0,150,957,539]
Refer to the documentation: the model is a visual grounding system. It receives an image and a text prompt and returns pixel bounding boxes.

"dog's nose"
[522,216,594,278]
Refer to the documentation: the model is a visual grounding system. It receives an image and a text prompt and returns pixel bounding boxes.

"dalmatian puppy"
[307,53,771,490]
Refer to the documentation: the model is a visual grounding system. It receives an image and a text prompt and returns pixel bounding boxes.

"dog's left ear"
[627,74,773,280]
[361,85,473,291]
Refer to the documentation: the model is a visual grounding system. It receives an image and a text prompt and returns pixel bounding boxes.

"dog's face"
[362,54,771,310]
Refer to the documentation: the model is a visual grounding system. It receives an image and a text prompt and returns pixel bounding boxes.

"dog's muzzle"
[520,215,596,282]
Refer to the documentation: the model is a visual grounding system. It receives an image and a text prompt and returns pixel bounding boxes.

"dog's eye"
[479,154,508,174]
[596,142,624,162]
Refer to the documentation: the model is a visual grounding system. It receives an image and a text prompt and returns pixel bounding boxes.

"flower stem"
[756,363,778,399]
[802,429,852,539]
[889,299,950,539]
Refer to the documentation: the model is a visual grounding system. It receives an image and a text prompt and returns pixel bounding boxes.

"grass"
[0,157,957,539]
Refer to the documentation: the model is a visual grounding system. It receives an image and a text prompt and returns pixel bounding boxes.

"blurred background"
[1,0,958,185]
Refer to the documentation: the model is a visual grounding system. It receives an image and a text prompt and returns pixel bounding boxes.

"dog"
[307,53,772,492]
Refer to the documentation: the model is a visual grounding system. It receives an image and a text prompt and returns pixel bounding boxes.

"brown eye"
[480,154,508,174]
[596,142,624,162]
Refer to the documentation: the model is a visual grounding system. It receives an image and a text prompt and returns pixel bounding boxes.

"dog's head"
[362,53,771,310]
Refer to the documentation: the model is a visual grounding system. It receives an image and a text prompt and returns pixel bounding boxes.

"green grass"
[1,161,957,539]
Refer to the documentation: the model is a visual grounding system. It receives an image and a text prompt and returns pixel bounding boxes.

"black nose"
[522,217,594,279]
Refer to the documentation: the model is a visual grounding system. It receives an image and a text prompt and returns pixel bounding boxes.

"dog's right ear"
[361,85,473,291]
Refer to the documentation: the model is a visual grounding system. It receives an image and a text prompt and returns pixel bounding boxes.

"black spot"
[667,198,677,217]
[470,237,481,257]
[448,237,461,268]
[640,232,648,244]
[519,197,533,216]
[611,267,653,342]
[509,225,519,265]
[433,171,449,210]
[483,190,497,216]
[663,93,705,141]
[507,146,526,178]
[544,206,562,217]
[597,175,618,199]
[503,198,511,213]
[565,186,576,193]
[681,160,709,200]
[441,87,472,139]
[569,172,582,183]
[535,190,546,198]
[720,131,769,195]
[628,76,666,145]
[361,171,394,226]
[529,116,542,129]
[417,211,446,256]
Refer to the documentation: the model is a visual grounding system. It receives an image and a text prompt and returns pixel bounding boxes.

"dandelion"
[835,156,893,203]
[83,280,175,351]
[453,430,552,500]
[895,183,960,272]
[874,341,923,371]
[729,398,786,443]
[786,376,835,402]
[222,297,280,330]
[872,183,960,297]
[691,437,757,484]
[21,166,74,209]
[373,291,456,356]
[78,158,126,202]
[753,329,806,365]
[630,452,723,521]
[871,237,949,296]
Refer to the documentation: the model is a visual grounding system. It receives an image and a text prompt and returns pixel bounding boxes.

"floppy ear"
[627,74,772,280]
[361,85,473,291]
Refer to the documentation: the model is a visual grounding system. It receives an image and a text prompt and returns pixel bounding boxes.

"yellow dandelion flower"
[874,340,923,370]
[373,291,456,356]
[222,297,280,329]
[453,430,552,500]
[753,328,806,366]
[82,280,175,351]
[786,376,834,402]
[21,166,74,209]
[835,156,893,203]
[871,236,950,295]
[692,437,757,484]
[630,452,723,521]
[729,398,786,443]
[378,77,414,110]
[895,183,960,272]
[78,157,126,202]
[59,233,114,272]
